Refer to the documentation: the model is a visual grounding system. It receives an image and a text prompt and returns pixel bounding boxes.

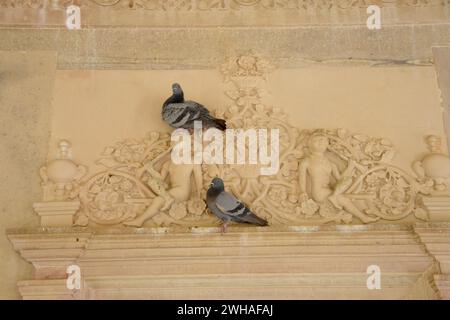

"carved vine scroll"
[36,54,441,228]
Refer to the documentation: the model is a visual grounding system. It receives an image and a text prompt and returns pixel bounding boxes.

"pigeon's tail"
[243,212,269,226]
[205,117,227,131]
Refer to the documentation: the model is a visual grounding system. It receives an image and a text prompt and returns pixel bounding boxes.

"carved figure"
[298,134,379,223]
[124,142,204,227]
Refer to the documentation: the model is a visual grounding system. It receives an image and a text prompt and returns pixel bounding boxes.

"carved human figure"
[124,147,203,227]
[298,135,378,223]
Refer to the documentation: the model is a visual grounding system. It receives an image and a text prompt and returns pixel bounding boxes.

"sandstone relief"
[34,55,445,228]
[413,135,450,195]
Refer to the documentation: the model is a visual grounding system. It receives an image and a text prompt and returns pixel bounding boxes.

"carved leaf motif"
[414,207,429,221]
[70,55,429,227]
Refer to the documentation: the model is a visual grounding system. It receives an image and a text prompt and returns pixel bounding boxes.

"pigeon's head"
[172,83,183,95]
[210,177,225,191]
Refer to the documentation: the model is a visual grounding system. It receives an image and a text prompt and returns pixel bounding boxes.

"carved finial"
[57,139,71,159]
[34,139,87,227]
[425,135,442,153]
[39,139,86,202]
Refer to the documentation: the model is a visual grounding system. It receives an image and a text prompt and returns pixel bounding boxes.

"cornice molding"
[0,24,448,69]
[0,0,449,28]
[7,224,443,299]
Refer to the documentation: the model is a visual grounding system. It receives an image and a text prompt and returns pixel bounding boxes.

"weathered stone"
[0,51,57,299]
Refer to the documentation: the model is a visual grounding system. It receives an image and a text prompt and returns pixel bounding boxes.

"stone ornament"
[33,55,445,228]
[35,140,87,226]
[413,135,450,195]
[40,140,87,202]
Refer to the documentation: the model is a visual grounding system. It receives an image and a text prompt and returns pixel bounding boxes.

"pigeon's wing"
[215,191,247,217]
[215,191,268,226]
[163,101,205,128]
[184,100,210,114]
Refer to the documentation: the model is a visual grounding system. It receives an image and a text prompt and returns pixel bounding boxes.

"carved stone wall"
[0,1,449,69]
[0,51,57,299]
[26,55,445,230]
[1,0,450,299]
[1,0,449,26]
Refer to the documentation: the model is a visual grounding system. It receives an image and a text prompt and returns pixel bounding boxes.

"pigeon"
[162,83,226,131]
[207,177,268,233]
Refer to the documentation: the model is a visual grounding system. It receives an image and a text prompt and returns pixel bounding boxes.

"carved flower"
[268,186,288,202]
[365,171,387,191]
[120,179,134,192]
[237,55,257,74]
[113,141,144,164]
[168,202,188,220]
[94,190,121,211]
[74,213,89,227]
[379,184,407,212]
[299,199,320,217]
[187,198,206,216]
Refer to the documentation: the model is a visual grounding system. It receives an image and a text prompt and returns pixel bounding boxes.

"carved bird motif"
[207,177,268,233]
[162,83,226,131]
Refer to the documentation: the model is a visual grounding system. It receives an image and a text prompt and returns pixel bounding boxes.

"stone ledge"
[7,223,441,299]
[1,2,449,27]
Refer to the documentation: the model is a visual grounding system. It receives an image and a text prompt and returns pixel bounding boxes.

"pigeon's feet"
[220,222,228,234]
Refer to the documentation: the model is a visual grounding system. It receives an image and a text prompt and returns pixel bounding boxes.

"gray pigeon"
[207,177,268,233]
[162,83,226,131]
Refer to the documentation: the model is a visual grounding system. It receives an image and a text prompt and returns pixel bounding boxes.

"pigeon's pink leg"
[220,222,228,234]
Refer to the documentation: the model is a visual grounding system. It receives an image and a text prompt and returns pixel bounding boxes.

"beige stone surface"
[0,24,449,69]
[1,1,449,27]
[6,224,440,299]
[1,1,449,299]
[0,51,57,299]
[433,47,450,148]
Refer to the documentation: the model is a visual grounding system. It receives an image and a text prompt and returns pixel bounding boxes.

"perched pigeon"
[162,83,226,131]
[207,177,268,233]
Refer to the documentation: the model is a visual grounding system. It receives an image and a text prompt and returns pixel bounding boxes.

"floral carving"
[43,54,433,228]
[221,55,274,81]
[77,171,150,225]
